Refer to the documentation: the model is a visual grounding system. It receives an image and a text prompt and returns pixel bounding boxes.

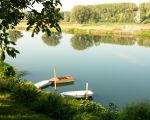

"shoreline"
[16,22,150,38]
[61,23,150,37]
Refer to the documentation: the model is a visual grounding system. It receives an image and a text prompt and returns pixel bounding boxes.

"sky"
[60,0,150,11]
[34,0,150,12]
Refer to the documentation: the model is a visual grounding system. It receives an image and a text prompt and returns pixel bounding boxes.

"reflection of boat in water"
[50,76,74,84]
[61,90,93,98]
[50,81,74,87]
[35,80,50,89]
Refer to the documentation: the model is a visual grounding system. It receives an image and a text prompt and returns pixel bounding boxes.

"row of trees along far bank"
[62,2,150,24]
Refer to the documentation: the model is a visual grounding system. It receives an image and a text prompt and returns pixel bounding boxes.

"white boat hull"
[61,90,93,98]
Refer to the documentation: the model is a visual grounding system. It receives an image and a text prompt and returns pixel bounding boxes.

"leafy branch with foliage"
[0,0,62,62]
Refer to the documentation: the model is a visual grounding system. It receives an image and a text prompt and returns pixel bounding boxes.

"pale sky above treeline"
[34,0,150,11]
[60,0,150,11]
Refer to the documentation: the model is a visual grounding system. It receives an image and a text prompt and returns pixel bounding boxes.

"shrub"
[79,100,106,114]
[121,102,150,120]
[63,99,107,119]
[0,77,20,93]
[42,93,74,119]
[100,112,119,120]
[137,30,150,39]
[0,62,15,79]
[32,92,76,120]
[11,81,40,104]
[97,102,120,120]
[0,79,8,92]
[31,92,50,113]
[142,19,150,24]
[72,113,100,120]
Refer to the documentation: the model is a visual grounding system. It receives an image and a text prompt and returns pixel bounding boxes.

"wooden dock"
[34,80,50,89]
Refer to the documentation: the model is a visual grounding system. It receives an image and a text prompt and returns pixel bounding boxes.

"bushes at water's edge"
[136,30,150,39]
[121,102,150,120]
[31,93,77,120]
[11,81,40,104]
[10,82,108,120]
[0,62,15,79]
[0,62,18,93]
[0,77,20,93]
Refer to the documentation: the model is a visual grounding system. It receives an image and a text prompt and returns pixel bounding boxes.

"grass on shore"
[136,30,150,39]
[0,93,53,120]
[61,21,140,26]
[14,21,150,39]
[62,27,114,36]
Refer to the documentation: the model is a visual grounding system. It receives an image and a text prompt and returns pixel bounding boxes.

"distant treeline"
[62,2,150,24]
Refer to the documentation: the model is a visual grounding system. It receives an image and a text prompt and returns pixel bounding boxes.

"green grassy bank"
[136,30,150,39]
[0,93,51,120]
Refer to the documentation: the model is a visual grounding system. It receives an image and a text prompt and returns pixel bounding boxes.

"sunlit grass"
[136,30,150,40]
[0,93,52,120]
[0,115,52,120]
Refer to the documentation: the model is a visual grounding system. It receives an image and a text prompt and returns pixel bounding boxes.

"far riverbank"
[16,21,150,38]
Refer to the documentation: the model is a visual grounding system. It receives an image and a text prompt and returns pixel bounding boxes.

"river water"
[7,31,150,108]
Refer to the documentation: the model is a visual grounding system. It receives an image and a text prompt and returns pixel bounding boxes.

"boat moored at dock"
[61,90,93,98]
[50,76,74,84]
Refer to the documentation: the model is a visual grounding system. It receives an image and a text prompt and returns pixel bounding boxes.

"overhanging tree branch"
[0,0,62,62]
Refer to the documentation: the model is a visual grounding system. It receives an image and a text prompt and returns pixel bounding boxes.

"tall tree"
[0,0,62,62]
[63,11,71,22]
[71,5,91,24]
[139,2,150,23]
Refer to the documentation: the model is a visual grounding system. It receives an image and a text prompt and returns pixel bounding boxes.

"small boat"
[50,76,74,84]
[60,82,93,98]
[50,67,74,85]
[35,80,50,89]
[60,90,93,98]
[35,67,74,89]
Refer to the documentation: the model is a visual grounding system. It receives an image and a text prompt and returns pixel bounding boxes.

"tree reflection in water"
[8,30,23,42]
[71,35,94,50]
[71,34,137,50]
[137,39,150,47]
[41,32,62,47]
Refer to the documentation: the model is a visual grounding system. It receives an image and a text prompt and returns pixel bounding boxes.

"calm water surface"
[7,31,150,108]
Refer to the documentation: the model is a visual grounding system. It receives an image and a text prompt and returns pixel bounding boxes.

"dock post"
[54,67,57,91]
[86,82,88,99]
